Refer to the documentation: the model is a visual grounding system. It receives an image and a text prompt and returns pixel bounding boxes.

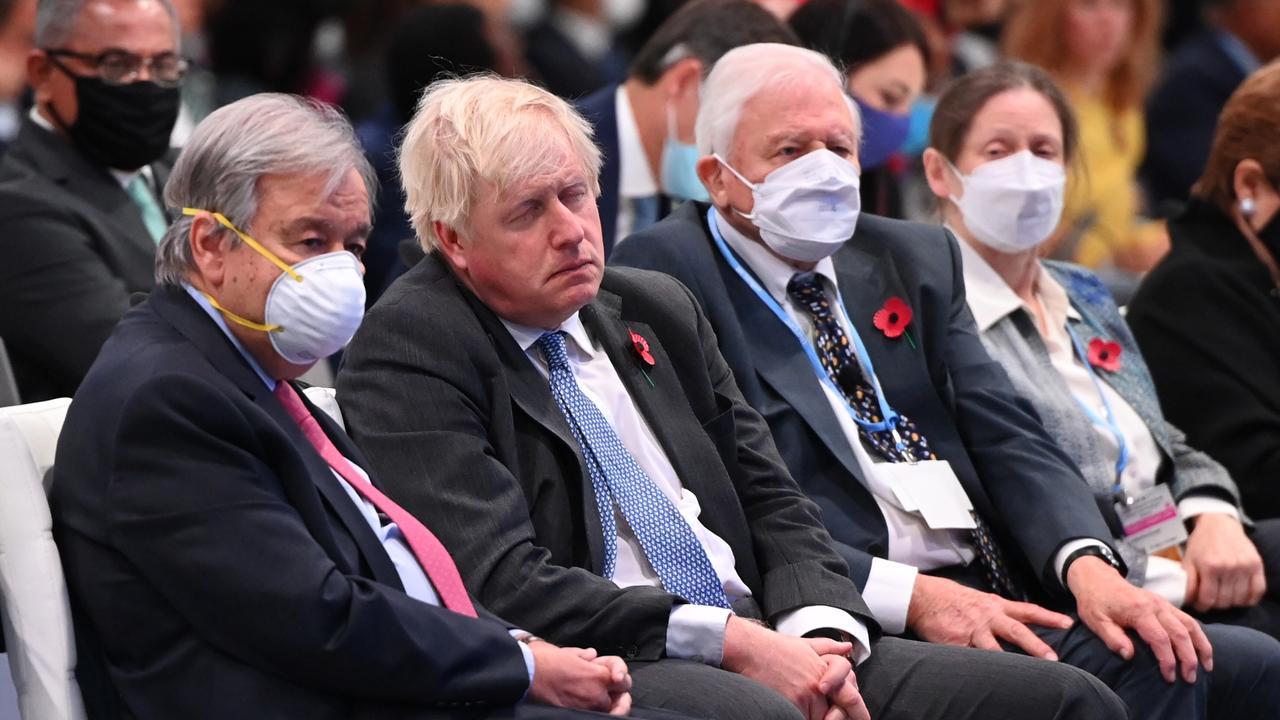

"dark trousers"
[626,637,1125,720]
[935,559,1280,720]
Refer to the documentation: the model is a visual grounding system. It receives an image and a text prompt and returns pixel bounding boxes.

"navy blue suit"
[576,84,624,255]
[51,285,606,720]
[1142,31,1249,209]
[612,203,1117,597]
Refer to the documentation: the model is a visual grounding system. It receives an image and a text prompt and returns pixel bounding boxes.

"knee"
[1056,665,1128,720]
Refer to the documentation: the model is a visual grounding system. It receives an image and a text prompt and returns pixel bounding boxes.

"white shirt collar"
[713,208,840,305]
[28,105,148,188]
[957,236,1079,333]
[500,310,598,360]
[614,85,659,199]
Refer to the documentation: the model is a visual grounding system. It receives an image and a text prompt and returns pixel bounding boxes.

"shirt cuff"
[665,605,732,666]
[1054,538,1110,588]
[508,629,537,692]
[774,605,872,666]
[859,558,918,635]
[1178,496,1241,523]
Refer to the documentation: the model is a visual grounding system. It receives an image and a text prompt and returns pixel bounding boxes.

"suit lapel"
[18,118,156,257]
[462,284,610,574]
[715,244,867,483]
[830,241,920,401]
[581,289,750,552]
[148,287,405,589]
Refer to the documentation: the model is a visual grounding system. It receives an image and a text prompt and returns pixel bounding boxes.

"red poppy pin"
[1087,338,1122,373]
[629,329,657,388]
[873,296,917,348]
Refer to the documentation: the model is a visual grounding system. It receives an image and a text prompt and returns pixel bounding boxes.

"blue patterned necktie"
[786,273,1022,600]
[537,331,731,608]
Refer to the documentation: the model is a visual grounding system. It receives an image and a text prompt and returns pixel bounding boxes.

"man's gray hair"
[695,42,860,158]
[36,0,179,48]
[155,93,376,287]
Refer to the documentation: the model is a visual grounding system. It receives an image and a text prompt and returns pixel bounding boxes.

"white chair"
[0,399,86,720]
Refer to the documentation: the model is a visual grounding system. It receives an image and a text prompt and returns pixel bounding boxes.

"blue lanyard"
[1064,323,1130,496]
[705,207,908,454]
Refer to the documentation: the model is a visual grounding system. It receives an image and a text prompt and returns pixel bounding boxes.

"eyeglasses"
[45,49,189,88]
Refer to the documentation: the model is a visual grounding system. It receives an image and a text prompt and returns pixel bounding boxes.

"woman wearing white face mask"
[922,61,1280,640]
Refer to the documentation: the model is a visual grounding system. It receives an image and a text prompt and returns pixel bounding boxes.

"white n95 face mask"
[716,149,862,263]
[182,208,367,365]
[263,251,367,365]
[949,150,1066,254]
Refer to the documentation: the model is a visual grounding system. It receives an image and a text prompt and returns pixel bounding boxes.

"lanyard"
[1064,323,1130,500]
[706,207,909,455]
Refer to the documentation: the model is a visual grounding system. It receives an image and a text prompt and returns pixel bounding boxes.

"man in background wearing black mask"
[0,0,182,403]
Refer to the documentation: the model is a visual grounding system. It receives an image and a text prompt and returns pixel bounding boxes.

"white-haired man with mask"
[52,92,665,720]
[613,41,1279,720]
[337,74,1124,720]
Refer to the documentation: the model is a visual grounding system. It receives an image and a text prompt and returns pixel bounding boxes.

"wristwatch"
[1062,544,1122,580]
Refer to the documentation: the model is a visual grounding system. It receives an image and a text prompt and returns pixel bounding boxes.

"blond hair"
[1002,0,1162,113]
[398,75,602,250]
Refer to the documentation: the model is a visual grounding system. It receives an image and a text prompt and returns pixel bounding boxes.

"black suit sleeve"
[934,231,1118,587]
[107,373,530,705]
[0,201,135,393]
[338,311,677,661]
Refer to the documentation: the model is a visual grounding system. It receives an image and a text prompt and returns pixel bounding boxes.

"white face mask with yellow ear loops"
[184,208,367,365]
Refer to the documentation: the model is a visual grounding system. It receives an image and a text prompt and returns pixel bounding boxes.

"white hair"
[399,75,602,251]
[36,0,179,47]
[155,93,375,286]
[695,42,860,157]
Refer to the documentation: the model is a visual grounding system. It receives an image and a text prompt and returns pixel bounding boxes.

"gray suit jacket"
[976,260,1246,582]
[0,116,174,402]
[337,254,876,661]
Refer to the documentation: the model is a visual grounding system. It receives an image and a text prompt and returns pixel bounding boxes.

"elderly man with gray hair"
[614,41,1280,720]
[52,92,660,720]
[336,71,1124,720]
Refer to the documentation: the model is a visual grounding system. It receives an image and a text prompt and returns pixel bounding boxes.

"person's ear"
[922,148,959,201]
[1233,159,1268,216]
[189,215,230,288]
[433,221,469,274]
[26,50,54,104]
[660,57,703,104]
[699,155,729,207]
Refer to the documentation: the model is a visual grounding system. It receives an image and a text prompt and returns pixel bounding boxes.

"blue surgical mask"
[852,94,911,170]
[900,94,936,158]
[660,103,710,202]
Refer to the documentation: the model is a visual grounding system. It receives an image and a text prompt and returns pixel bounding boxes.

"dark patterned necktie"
[786,272,1022,600]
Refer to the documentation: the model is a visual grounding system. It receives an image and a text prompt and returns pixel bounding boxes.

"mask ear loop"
[182,208,302,282]
[712,154,760,222]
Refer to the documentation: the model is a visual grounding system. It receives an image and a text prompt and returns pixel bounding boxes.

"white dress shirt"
[716,211,977,633]
[613,85,660,243]
[959,241,1240,606]
[501,311,871,664]
[182,284,536,680]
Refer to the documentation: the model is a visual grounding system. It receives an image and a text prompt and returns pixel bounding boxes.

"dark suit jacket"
[337,256,877,661]
[525,19,628,101]
[576,84,624,255]
[1141,30,1248,209]
[611,203,1118,600]
[0,116,173,402]
[52,285,532,719]
[1128,199,1280,520]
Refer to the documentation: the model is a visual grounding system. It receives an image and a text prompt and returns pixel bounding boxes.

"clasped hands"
[722,616,870,720]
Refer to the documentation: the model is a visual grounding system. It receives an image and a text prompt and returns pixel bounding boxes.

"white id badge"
[880,460,977,530]
[1115,484,1188,554]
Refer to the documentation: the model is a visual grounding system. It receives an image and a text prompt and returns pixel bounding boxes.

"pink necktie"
[274,382,478,617]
